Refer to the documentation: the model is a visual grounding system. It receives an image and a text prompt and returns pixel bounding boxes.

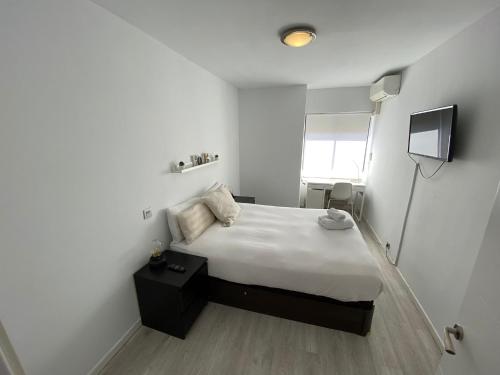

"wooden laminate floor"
[101,222,441,375]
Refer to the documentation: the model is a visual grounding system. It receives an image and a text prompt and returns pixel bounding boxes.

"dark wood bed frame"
[207,195,375,336]
[207,276,374,336]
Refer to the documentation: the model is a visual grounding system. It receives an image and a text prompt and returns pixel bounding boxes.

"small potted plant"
[149,239,166,269]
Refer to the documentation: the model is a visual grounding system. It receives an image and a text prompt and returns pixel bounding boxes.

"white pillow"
[177,203,215,244]
[166,183,228,242]
[166,197,200,243]
[202,185,240,226]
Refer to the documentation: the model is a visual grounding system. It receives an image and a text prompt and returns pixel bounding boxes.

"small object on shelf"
[170,159,220,173]
[149,240,166,269]
[170,153,220,173]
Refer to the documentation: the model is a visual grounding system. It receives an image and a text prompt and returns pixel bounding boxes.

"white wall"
[239,86,307,207]
[0,320,24,375]
[0,1,239,375]
[437,182,500,375]
[306,87,373,114]
[365,7,500,337]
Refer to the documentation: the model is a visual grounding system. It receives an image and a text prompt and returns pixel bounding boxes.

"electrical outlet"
[143,207,152,220]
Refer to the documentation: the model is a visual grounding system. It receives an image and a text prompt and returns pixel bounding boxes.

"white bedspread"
[171,204,383,302]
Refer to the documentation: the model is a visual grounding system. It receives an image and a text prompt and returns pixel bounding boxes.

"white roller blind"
[305,113,371,141]
[302,113,371,179]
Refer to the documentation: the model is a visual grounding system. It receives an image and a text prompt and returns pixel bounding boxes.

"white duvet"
[171,203,383,302]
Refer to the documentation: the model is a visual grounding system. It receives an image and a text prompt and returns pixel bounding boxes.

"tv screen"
[408,105,457,162]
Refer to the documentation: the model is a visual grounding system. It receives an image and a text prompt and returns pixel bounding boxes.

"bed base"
[207,276,374,336]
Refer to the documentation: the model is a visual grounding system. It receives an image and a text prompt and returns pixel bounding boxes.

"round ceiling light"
[280,27,316,47]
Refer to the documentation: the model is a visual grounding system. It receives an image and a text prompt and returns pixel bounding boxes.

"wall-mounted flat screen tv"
[408,105,457,162]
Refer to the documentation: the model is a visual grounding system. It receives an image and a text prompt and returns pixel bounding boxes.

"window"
[301,113,371,180]
[302,140,334,178]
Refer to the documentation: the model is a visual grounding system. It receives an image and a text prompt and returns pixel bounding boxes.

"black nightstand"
[233,195,256,204]
[133,250,208,339]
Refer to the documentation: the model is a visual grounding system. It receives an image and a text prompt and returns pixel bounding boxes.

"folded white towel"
[318,215,354,230]
[327,208,346,221]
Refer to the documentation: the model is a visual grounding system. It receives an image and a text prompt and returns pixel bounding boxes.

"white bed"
[170,203,383,302]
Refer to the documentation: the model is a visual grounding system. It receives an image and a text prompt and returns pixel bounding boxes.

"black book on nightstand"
[133,250,208,339]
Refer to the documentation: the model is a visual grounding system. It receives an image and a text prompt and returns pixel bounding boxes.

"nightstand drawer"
[180,263,208,312]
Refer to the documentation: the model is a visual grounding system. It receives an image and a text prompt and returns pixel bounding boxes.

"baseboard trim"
[363,218,383,247]
[87,319,141,375]
[394,266,444,353]
[363,219,399,264]
[362,219,444,353]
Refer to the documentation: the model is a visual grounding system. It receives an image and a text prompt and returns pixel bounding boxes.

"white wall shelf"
[170,159,220,174]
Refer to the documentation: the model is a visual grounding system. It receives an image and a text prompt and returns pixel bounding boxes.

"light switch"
[143,207,152,220]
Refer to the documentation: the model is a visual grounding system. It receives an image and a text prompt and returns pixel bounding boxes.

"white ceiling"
[92,0,500,88]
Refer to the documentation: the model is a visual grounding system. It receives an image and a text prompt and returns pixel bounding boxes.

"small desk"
[304,178,366,221]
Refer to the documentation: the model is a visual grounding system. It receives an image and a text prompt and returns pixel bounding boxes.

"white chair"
[327,182,353,216]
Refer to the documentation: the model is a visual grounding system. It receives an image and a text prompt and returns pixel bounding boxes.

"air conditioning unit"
[369,74,401,102]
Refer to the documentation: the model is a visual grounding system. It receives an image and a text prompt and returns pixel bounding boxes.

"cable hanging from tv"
[408,154,446,179]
